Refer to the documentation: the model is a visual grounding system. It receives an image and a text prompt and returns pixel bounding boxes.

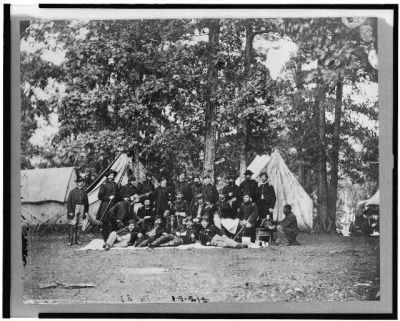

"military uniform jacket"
[175,226,197,244]
[172,200,189,215]
[98,181,119,202]
[191,183,202,201]
[199,225,223,245]
[96,180,119,220]
[217,200,236,219]
[239,202,259,225]
[223,183,240,202]
[119,183,139,199]
[259,182,276,210]
[239,179,259,202]
[202,183,219,204]
[137,206,156,221]
[190,203,206,219]
[153,186,173,215]
[175,181,193,204]
[67,187,89,214]
[138,180,155,199]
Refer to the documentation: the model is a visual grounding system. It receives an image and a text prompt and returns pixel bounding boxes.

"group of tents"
[21,150,377,233]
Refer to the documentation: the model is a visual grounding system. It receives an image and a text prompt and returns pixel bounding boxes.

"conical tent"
[236,150,313,231]
[365,190,379,206]
[86,153,156,225]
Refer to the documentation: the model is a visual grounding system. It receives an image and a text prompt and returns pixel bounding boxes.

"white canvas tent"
[21,167,77,225]
[236,150,313,231]
[365,190,379,206]
[86,153,156,225]
[356,189,379,216]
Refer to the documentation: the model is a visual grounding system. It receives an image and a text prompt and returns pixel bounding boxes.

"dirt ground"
[23,232,379,304]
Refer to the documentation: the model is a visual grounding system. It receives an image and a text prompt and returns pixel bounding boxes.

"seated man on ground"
[266,204,300,246]
[199,215,247,249]
[149,217,197,248]
[104,220,143,251]
[136,198,156,232]
[136,217,165,247]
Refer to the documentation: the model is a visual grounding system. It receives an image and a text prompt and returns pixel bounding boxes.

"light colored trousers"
[210,234,239,248]
[106,231,131,248]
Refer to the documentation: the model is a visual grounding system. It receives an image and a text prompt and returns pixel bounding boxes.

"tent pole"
[85,152,122,193]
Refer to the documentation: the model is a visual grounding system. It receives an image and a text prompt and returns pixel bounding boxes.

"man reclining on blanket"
[104,220,143,251]
[199,215,247,249]
[135,217,165,247]
[148,217,197,248]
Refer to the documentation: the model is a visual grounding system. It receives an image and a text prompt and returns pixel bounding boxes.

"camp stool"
[256,228,272,248]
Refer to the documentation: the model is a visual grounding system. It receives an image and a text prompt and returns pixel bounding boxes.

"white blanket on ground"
[78,239,221,251]
[78,239,262,251]
[221,218,240,234]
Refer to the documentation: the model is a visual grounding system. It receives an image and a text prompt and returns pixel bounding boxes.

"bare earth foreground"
[23,232,379,304]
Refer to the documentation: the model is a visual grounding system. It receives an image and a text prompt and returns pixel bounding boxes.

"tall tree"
[203,19,220,182]
[328,75,343,222]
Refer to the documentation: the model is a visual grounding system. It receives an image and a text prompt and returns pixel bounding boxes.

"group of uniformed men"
[66,169,300,249]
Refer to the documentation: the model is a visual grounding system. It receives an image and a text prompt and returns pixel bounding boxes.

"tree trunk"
[203,20,220,183]
[315,87,329,232]
[239,24,253,178]
[328,77,343,224]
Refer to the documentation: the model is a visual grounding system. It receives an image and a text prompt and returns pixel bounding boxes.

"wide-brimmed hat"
[244,170,253,176]
[195,193,203,200]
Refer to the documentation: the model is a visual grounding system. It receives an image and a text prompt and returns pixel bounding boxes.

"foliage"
[20,17,379,203]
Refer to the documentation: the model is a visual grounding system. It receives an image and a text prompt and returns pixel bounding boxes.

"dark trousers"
[101,223,116,242]
[243,226,256,242]
[151,234,183,247]
[137,235,157,247]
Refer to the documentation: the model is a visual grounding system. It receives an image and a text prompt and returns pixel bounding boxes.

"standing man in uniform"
[138,173,155,203]
[190,175,202,205]
[202,175,219,205]
[153,177,173,218]
[223,174,241,214]
[96,169,119,220]
[258,172,276,225]
[239,170,259,203]
[66,176,89,246]
[175,173,193,205]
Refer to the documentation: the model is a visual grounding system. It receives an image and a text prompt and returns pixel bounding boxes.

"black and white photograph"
[6,4,395,317]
